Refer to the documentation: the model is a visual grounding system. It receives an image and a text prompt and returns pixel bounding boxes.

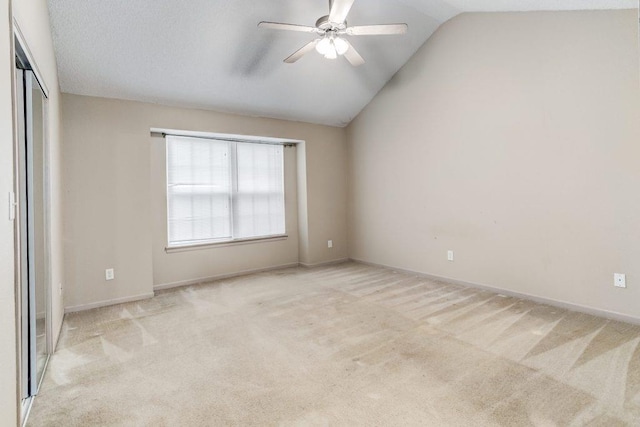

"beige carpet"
[29,262,640,426]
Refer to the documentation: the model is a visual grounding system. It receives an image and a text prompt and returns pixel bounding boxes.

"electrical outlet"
[328,240,333,248]
[105,268,115,281]
[614,273,626,288]
[447,250,454,262]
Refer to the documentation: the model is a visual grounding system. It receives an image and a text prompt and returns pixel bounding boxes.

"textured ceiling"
[47,0,637,127]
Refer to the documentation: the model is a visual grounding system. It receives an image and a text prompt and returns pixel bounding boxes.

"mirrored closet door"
[15,38,51,414]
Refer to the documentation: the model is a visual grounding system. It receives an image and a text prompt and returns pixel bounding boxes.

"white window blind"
[235,142,286,239]
[166,135,285,247]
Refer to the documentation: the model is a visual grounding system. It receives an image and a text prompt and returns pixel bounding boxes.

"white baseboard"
[64,292,155,314]
[154,262,300,291]
[65,260,341,313]
[350,258,640,326]
[299,258,349,268]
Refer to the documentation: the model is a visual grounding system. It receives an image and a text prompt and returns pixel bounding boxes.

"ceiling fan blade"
[258,21,319,33]
[284,39,319,63]
[343,41,365,67]
[329,0,356,24]
[346,24,408,36]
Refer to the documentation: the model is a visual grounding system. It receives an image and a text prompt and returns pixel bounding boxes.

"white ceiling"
[47,0,636,127]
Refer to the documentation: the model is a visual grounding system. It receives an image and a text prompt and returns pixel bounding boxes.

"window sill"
[165,235,288,253]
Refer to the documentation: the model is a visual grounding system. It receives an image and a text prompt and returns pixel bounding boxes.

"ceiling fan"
[258,0,408,66]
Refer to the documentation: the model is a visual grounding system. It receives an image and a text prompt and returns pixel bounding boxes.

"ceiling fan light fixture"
[316,37,332,55]
[333,37,349,55]
[324,45,338,59]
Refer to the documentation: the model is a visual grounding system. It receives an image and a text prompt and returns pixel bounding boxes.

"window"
[166,135,285,247]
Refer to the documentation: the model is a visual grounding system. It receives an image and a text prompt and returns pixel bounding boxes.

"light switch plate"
[328,240,333,248]
[8,192,15,221]
[614,273,626,288]
[447,250,454,262]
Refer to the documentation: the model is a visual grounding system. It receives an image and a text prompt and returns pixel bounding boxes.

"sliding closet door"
[26,70,49,389]
[17,67,50,402]
[16,67,30,401]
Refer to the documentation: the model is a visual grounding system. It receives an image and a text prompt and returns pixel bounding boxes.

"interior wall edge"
[295,141,310,264]
[350,258,640,326]
[52,312,64,352]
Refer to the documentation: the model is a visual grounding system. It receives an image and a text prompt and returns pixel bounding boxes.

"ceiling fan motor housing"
[316,15,347,32]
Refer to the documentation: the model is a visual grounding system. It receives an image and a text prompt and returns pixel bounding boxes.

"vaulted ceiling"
[47,0,636,127]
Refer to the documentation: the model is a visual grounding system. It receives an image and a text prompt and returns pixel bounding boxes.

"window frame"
[162,130,295,252]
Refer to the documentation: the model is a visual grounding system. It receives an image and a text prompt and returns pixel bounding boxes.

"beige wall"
[304,134,349,265]
[348,10,640,320]
[0,0,64,423]
[61,95,154,310]
[62,94,348,308]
